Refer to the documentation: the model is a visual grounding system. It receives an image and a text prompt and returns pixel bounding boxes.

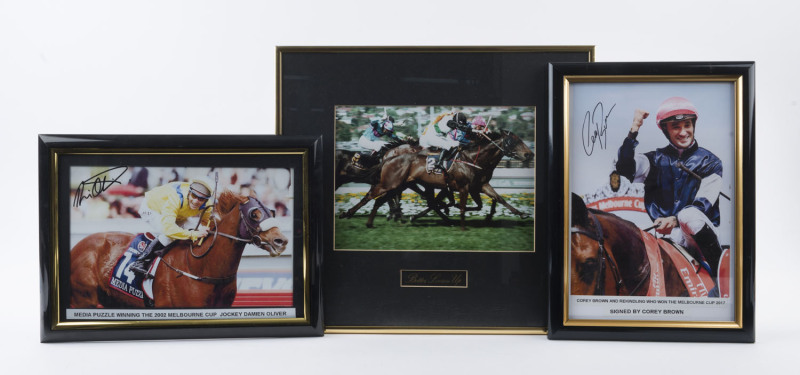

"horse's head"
[497,130,533,162]
[570,193,605,295]
[239,197,289,257]
[569,193,648,296]
[217,191,289,257]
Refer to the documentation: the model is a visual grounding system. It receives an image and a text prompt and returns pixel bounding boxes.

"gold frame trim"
[399,269,469,289]
[561,75,745,329]
[48,148,313,330]
[332,104,536,254]
[276,45,596,136]
[325,326,546,335]
[277,45,595,335]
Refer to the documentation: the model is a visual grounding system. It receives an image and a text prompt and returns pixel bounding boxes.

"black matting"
[278,47,593,330]
[547,62,755,342]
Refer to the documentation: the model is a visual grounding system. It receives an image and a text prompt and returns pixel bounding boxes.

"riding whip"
[676,161,731,201]
[197,172,219,247]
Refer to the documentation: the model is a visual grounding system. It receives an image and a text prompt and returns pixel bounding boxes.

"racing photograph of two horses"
[334,105,535,252]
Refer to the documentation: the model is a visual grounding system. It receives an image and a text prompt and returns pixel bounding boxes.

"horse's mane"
[385,138,419,148]
[572,193,638,234]
[334,138,417,156]
[216,190,249,214]
[587,207,641,235]
[462,130,516,151]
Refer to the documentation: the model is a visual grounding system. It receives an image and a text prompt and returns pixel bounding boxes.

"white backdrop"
[2,1,797,374]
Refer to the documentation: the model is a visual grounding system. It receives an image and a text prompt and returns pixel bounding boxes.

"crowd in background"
[70,166,293,220]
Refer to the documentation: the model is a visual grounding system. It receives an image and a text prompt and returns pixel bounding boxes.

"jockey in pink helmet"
[471,116,488,134]
[616,97,725,297]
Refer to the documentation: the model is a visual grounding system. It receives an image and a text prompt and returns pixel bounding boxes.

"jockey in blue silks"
[421,112,474,171]
[615,97,725,297]
[358,116,401,154]
[446,115,488,146]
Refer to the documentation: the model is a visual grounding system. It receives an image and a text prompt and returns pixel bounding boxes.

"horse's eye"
[578,258,600,283]
[250,210,261,221]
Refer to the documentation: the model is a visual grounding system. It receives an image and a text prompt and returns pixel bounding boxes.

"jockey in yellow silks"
[129,178,214,276]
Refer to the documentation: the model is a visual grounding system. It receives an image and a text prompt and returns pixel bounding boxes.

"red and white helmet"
[656,97,698,128]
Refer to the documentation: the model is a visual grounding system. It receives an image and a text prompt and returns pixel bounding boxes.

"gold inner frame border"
[331,104,537,253]
[276,45,596,335]
[48,148,312,330]
[560,75,745,329]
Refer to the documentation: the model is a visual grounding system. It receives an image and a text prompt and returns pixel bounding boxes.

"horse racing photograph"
[566,80,739,322]
[334,105,535,252]
[64,163,300,320]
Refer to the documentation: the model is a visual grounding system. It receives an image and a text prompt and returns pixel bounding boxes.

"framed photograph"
[548,62,755,342]
[278,46,593,332]
[39,135,323,342]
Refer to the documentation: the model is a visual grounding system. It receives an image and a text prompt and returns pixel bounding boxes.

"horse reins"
[455,132,518,170]
[215,205,280,254]
[189,172,219,259]
[159,257,236,285]
[571,212,626,295]
[189,198,280,257]
[452,147,483,170]
[163,214,277,286]
[165,192,281,284]
[480,131,522,159]
[572,212,653,296]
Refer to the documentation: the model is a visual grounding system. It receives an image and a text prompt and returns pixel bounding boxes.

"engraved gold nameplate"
[400,270,468,288]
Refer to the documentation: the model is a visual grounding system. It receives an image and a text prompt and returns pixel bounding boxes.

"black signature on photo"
[73,166,128,207]
[581,102,615,156]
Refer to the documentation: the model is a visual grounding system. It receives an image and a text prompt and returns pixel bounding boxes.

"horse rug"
[639,229,729,297]
[108,233,159,302]
[425,153,455,174]
[718,248,731,298]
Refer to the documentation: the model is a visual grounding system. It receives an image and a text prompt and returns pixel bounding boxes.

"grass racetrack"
[334,215,534,251]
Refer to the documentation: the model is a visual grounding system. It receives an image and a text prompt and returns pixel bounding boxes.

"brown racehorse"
[70,191,288,308]
[335,140,421,189]
[336,140,453,221]
[570,193,705,296]
[340,130,532,230]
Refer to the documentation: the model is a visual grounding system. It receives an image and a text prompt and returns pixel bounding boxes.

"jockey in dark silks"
[358,116,401,153]
[447,115,488,146]
[615,97,725,297]
[421,112,471,171]
[353,116,401,167]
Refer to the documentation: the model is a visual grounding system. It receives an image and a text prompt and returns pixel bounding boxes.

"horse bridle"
[164,198,282,285]
[478,131,522,159]
[570,211,626,295]
[202,198,281,256]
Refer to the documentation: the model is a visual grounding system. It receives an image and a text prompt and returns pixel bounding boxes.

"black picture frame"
[277,46,593,332]
[547,62,755,342]
[39,134,323,342]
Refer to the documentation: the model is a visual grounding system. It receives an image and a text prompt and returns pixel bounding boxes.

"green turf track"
[334,215,534,251]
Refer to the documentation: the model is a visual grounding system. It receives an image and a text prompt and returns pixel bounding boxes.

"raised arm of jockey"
[431,112,452,127]
[616,109,652,183]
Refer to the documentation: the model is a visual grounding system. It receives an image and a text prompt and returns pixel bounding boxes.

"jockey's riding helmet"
[382,116,395,132]
[656,97,698,128]
[471,116,487,132]
[189,178,213,200]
